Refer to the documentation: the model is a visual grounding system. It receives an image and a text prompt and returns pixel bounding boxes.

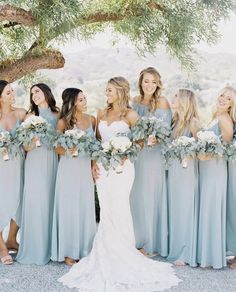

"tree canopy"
[0,0,235,82]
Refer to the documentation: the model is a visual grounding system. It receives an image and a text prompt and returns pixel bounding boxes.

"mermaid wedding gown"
[58,120,181,291]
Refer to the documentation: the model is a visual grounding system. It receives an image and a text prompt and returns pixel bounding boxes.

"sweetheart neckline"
[99,120,130,128]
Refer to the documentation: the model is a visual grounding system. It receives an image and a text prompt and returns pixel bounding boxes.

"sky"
[60,13,236,56]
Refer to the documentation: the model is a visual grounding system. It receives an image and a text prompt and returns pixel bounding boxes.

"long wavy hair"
[102,76,131,118]
[172,89,199,139]
[28,83,59,116]
[213,86,236,124]
[60,88,83,130]
[138,67,163,112]
[0,80,11,119]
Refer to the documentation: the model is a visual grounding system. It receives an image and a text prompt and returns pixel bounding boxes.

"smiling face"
[31,85,48,107]
[141,72,158,96]
[217,88,233,112]
[75,91,87,112]
[0,84,15,106]
[106,83,118,104]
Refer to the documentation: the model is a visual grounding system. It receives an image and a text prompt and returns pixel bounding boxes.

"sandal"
[6,242,19,252]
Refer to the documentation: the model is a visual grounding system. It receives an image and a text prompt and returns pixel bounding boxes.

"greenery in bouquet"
[196,130,224,158]
[16,115,55,148]
[130,116,170,146]
[162,136,197,168]
[91,134,141,172]
[54,127,96,157]
[223,138,236,161]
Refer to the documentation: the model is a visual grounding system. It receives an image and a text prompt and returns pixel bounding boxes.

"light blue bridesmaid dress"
[197,120,227,269]
[17,108,58,265]
[130,102,171,256]
[226,125,236,255]
[167,129,198,266]
[51,124,96,262]
[0,120,24,233]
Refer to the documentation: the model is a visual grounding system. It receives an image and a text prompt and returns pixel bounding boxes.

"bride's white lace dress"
[58,120,181,291]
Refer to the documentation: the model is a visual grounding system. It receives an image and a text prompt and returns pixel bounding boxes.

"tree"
[0,0,235,82]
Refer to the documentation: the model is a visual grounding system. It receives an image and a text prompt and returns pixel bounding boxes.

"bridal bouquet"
[16,115,55,148]
[0,131,12,161]
[91,135,141,172]
[130,116,170,146]
[224,138,236,161]
[162,136,197,168]
[196,130,224,158]
[54,127,96,157]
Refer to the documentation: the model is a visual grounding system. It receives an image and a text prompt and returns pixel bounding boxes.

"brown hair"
[138,67,163,112]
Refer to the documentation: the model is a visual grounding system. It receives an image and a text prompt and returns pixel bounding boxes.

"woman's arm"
[190,117,201,138]
[54,119,66,155]
[218,113,234,142]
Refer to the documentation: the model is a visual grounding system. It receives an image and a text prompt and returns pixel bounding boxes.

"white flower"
[175,136,195,146]
[149,116,157,120]
[65,129,85,139]
[102,141,111,152]
[197,131,220,143]
[110,136,132,152]
[22,116,47,127]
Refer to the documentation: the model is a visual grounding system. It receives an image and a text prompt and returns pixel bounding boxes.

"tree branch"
[0,50,65,82]
[84,1,163,24]
[0,4,35,26]
[48,1,163,42]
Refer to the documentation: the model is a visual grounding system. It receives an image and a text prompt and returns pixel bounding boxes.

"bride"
[58,77,181,291]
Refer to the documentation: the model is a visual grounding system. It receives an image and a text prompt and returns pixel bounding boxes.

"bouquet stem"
[2,149,9,161]
[35,137,41,147]
[115,164,123,174]
[182,158,188,168]
[72,149,79,157]
[147,134,155,146]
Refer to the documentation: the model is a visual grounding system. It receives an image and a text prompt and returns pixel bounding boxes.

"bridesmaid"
[225,87,236,269]
[130,67,171,256]
[51,88,96,266]
[197,87,235,269]
[0,80,26,264]
[17,83,59,265]
[167,89,200,267]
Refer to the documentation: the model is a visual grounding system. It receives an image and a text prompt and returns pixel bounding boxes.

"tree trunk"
[0,4,35,26]
[0,50,65,82]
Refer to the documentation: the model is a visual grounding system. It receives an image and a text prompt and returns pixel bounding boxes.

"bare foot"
[5,241,19,251]
[0,249,13,265]
[65,257,77,266]
[174,260,186,266]
[138,248,148,257]
[230,262,236,269]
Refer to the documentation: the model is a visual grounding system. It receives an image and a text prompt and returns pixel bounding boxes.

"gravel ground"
[0,254,236,292]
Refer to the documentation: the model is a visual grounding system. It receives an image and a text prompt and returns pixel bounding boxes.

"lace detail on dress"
[58,120,181,292]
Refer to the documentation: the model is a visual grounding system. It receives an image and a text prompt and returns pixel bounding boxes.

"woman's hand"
[147,135,158,146]
[68,148,78,157]
[92,161,100,180]
[136,139,145,149]
[24,137,38,152]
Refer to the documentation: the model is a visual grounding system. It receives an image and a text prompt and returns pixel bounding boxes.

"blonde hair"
[102,76,131,118]
[138,67,163,112]
[213,86,236,124]
[172,89,199,138]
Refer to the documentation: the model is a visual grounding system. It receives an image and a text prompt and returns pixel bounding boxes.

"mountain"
[15,47,236,120]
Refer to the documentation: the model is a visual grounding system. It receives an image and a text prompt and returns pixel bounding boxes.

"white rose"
[102,141,111,152]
